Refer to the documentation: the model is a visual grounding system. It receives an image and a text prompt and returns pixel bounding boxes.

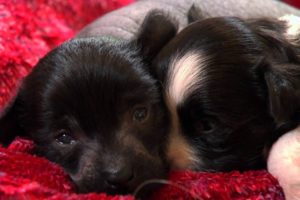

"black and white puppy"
[0,11,177,194]
[153,13,300,172]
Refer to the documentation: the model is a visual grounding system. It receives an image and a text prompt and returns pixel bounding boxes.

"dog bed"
[0,0,297,199]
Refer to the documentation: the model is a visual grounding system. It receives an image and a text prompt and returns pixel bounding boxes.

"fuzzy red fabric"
[0,0,285,200]
[0,138,284,200]
[284,0,300,9]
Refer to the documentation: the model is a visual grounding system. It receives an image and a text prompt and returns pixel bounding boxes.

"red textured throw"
[285,0,300,8]
[153,171,284,200]
[0,138,284,200]
[0,0,285,200]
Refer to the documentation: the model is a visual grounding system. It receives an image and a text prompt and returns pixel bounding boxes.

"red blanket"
[0,0,286,199]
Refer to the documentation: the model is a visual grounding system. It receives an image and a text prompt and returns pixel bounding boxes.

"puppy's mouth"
[71,169,168,196]
[68,151,169,195]
[102,186,130,195]
[103,173,136,195]
[73,181,130,195]
[73,180,137,196]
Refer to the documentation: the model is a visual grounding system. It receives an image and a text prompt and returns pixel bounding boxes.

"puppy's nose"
[105,166,134,187]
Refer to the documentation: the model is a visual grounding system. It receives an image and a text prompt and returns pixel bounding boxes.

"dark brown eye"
[55,130,76,145]
[199,119,214,132]
[194,117,217,134]
[133,107,148,122]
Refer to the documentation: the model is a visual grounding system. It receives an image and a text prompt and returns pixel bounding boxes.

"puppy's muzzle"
[104,164,134,189]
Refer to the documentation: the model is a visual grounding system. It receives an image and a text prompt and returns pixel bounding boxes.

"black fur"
[0,11,177,195]
[153,16,300,171]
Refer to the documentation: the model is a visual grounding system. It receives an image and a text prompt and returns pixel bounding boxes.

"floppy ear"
[264,63,300,126]
[250,16,300,126]
[135,10,178,61]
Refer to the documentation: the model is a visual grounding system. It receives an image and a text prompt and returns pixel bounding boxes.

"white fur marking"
[279,14,300,38]
[165,52,205,169]
[167,52,206,105]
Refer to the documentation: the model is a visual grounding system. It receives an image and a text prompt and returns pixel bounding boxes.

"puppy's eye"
[55,130,76,145]
[194,118,218,134]
[133,107,148,122]
[200,119,214,132]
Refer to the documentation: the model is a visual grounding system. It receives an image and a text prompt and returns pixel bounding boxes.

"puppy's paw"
[268,125,300,200]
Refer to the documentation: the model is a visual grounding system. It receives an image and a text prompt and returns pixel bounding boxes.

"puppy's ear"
[264,63,300,126]
[187,4,204,24]
[250,16,300,126]
[135,10,178,60]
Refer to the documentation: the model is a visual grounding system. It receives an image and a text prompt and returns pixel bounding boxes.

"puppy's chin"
[74,179,165,197]
[71,165,168,195]
[74,181,129,195]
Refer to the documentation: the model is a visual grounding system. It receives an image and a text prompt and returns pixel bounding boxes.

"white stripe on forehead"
[166,52,207,105]
[164,51,206,169]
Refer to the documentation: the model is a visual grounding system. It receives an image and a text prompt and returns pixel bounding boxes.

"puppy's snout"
[104,165,134,188]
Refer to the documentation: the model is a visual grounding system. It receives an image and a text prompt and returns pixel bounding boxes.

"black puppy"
[0,11,177,194]
[152,13,300,172]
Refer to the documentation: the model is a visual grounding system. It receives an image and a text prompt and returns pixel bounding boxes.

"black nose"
[105,166,134,187]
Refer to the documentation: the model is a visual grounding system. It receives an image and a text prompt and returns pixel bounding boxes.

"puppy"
[152,13,300,172]
[0,11,177,194]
